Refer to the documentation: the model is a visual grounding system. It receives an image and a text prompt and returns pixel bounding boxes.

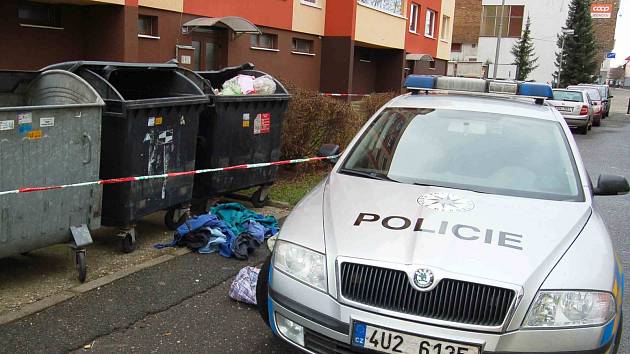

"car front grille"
[340,262,516,327]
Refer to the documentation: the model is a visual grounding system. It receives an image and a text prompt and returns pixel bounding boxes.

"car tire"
[593,115,601,127]
[579,125,588,135]
[256,256,272,327]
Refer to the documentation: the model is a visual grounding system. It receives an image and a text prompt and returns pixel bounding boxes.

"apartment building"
[0,0,454,93]
[450,0,619,83]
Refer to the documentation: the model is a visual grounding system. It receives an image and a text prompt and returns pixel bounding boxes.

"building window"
[440,15,450,40]
[429,60,436,69]
[480,5,524,37]
[425,9,436,37]
[250,33,278,50]
[138,15,158,37]
[358,0,404,16]
[356,47,373,63]
[301,0,320,6]
[292,38,314,54]
[409,3,419,33]
[18,1,61,28]
[451,43,462,52]
[468,57,478,62]
[472,43,477,48]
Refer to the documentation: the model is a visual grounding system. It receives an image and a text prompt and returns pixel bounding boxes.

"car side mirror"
[593,174,630,196]
[317,144,341,164]
[593,102,599,105]
[609,95,614,98]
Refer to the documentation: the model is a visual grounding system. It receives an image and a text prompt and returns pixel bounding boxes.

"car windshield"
[341,108,583,201]
[568,86,601,100]
[552,90,583,102]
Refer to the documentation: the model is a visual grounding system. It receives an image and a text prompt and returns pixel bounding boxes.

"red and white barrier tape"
[320,93,371,97]
[0,155,339,196]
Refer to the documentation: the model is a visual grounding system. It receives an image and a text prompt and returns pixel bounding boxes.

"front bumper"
[269,269,617,353]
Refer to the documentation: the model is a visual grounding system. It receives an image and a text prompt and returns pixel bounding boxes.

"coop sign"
[591,3,612,18]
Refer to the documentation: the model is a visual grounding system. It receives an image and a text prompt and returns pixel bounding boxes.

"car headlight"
[523,291,615,328]
[273,240,327,292]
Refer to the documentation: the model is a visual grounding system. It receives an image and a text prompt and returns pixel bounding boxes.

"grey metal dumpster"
[0,69,104,282]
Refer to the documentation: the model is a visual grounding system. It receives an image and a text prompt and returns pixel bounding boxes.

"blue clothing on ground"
[210,202,279,239]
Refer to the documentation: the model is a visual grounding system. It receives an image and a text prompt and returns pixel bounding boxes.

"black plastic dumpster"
[187,64,290,208]
[44,61,209,252]
[0,69,104,282]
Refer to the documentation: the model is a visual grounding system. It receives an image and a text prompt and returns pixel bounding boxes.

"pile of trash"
[154,202,278,260]
[217,74,277,96]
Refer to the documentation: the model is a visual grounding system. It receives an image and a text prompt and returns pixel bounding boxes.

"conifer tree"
[554,0,598,87]
[511,16,539,81]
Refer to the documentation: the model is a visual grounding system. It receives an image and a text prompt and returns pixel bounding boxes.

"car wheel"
[593,115,601,127]
[579,125,588,135]
[256,256,272,327]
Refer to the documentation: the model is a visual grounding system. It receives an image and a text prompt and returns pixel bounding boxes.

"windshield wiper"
[338,168,400,183]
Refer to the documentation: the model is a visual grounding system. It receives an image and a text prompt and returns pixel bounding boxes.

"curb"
[0,248,192,326]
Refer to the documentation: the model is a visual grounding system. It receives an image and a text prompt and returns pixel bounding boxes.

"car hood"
[323,173,591,288]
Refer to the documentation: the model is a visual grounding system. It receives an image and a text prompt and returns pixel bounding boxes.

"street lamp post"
[557,29,575,88]
[492,0,506,79]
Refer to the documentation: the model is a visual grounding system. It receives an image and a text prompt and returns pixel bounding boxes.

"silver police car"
[256,76,629,353]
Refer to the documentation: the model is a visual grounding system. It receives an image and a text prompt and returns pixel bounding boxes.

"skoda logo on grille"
[413,269,434,289]
[417,192,474,212]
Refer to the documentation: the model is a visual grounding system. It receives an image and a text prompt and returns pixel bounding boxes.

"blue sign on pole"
[606,52,616,59]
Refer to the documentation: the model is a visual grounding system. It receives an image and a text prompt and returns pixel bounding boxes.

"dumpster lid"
[182,16,261,35]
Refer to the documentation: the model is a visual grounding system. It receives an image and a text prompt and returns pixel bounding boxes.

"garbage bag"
[253,75,277,95]
[229,266,260,305]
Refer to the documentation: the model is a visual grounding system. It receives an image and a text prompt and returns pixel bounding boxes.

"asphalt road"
[1,90,629,354]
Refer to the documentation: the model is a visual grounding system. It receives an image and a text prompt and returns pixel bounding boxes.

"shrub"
[359,92,398,123]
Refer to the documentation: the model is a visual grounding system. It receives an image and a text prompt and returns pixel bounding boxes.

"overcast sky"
[612,0,629,66]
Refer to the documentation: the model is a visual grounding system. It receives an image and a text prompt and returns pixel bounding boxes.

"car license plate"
[352,322,481,354]
[555,106,572,112]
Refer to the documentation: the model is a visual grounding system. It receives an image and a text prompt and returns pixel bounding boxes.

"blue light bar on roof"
[517,82,553,99]
[403,75,553,101]
[403,75,436,90]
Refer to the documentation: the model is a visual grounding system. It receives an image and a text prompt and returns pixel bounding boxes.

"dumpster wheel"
[251,187,270,208]
[165,206,189,230]
[121,231,137,254]
[75,250,87,283]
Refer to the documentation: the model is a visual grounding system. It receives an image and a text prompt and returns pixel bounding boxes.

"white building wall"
[479,0,569,83]
[451,44,479,62]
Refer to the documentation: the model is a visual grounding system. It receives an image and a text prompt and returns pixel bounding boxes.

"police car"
[256,76,629,353]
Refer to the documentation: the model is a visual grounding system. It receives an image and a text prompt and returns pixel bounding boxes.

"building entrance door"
[191,29,228,71]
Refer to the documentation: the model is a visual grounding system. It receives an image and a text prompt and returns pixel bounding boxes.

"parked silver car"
[579,84,613,117]
[257,76,628,354]
[567,85,603,126]
[548,89,593,135]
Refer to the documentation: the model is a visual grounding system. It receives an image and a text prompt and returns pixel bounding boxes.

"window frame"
[18,1,62,29]
[292,38,315,56]
[424,9,436,38]
[300,0,322,8]
[440,15,450,41]
[480,5,524,38]
[250,33,279,51]
[138,15,159,38]
[409,3,420,33]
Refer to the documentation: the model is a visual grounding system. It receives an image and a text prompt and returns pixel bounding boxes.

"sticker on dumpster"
[243,113,250,128]
[18,112,32,125]
[261,113,271,134]
[0,120,14,131]
[158,130,173,145]
[27,130,42,140]
[180,115,186,126]
[40,117,55,127]
[253,114,261,134]
[155,116,163,126]
[18,124,32,136]
[148,117,155,127]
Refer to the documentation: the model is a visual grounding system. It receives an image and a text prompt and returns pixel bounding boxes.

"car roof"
[386,93,560,122]
[553,89,584,93]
